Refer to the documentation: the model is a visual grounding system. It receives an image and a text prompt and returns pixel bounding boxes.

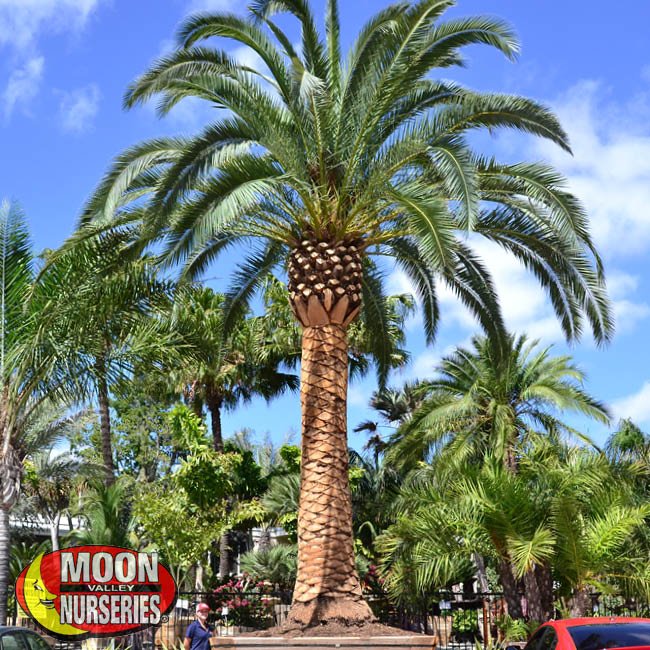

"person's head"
[196,603,210,620]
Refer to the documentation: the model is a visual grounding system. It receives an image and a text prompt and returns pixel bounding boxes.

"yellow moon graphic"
[23,553,86,637]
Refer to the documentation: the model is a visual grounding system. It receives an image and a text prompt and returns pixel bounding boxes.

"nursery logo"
[15,545,177,641]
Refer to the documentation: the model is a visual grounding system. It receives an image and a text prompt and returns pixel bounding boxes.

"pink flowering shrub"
[212,574,275,629]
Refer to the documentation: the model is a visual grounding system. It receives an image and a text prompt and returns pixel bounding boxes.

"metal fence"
[10,588,650,650]
[6,589,507,650]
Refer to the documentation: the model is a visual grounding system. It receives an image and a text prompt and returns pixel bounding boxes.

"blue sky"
[1,0,649,452]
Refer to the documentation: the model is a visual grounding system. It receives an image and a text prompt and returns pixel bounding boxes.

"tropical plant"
[167,285,299,577]
[240,545,298,589]
[354,381,425,467]
[349,450,403,556]
[36,233,177,486]
[169,285,299,451]
[71,0,612,626]
[379,439,650,621]
[68,478,137,547]
[23,411,100,550]
[0,199,84,623]
[388,333,611,471]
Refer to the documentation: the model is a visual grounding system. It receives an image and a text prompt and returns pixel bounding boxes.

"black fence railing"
[9,588,650,650]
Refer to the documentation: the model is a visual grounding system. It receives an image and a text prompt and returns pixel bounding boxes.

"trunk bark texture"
[206,388,224,452]
[0,443,20,625]
[0,506,10,625]
[497,557,523,619]
[473,553,490,593]
[257,527,272,551]
[288,324,373,627]
[535,562,554,620]
[569,586,591,617]
[524,567,545,622]
[96,356,115,486]
[219,531,231,578]
[207,391,229,577]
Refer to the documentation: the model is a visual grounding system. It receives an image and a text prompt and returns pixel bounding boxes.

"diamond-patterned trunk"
[286,237,374,626]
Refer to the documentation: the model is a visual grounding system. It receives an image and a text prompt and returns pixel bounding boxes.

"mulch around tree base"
[250,622,422,637]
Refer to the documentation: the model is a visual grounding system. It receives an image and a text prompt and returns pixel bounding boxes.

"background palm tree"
[71,0,611,627]
[388,333,610,471]
[0,199,81,624]
[36,233,177,486]
[68,478,136,548]
[170,285,299,452]
[379,440,650,620]
[385,333,610,617]
[23,415,101,551]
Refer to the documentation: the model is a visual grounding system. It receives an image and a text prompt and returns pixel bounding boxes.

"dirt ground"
[250,621,423,638]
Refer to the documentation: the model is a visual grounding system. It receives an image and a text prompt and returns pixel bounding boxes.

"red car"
[524,618,650,650]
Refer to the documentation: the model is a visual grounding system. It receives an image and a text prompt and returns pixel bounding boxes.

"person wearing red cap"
[184,603,213,650]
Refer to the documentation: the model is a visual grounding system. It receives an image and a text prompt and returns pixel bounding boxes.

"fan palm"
[0,200,82,623]
[388,333,610,471]
[72,0,611,626]
[68,478,136,548]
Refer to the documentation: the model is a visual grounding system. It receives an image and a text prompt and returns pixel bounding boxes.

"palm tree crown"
[78,0,611,360]
[388,333,611,470]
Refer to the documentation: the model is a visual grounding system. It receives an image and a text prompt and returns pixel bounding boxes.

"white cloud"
[390,240,648,346]
[0,0,101,52]
[434,238,566,344]
[57,83,100,133]
[533,80,650,256]
[2,56,44,120]
[611,382,650,424]
[406,351,440,381]
[232,45,266,73]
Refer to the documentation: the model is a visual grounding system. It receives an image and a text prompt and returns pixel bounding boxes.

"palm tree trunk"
[473,553,489,593]
[288,324,373,627]
[497,557,523,619]
[206,387,224,452]
[0,441,20,626]
[205,388,230,577]
[0,506,10,625]
[524,568,544,622]
[219,530,231,578]
[535,562,554,620]
[569,586,591,617]
[95,355,115,486]
[50,511,61,552]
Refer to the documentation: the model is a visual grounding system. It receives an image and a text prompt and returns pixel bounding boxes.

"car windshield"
[568,623,650,650]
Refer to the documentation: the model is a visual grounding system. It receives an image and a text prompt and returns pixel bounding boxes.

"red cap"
[197,602,211,612]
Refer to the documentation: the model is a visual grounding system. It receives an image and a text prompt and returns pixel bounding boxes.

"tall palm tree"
[388,333,610,471]
[72,0,611,626]
[0,200,81,624]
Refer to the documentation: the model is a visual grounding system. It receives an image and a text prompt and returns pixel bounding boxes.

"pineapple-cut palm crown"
[77,0,612,383]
